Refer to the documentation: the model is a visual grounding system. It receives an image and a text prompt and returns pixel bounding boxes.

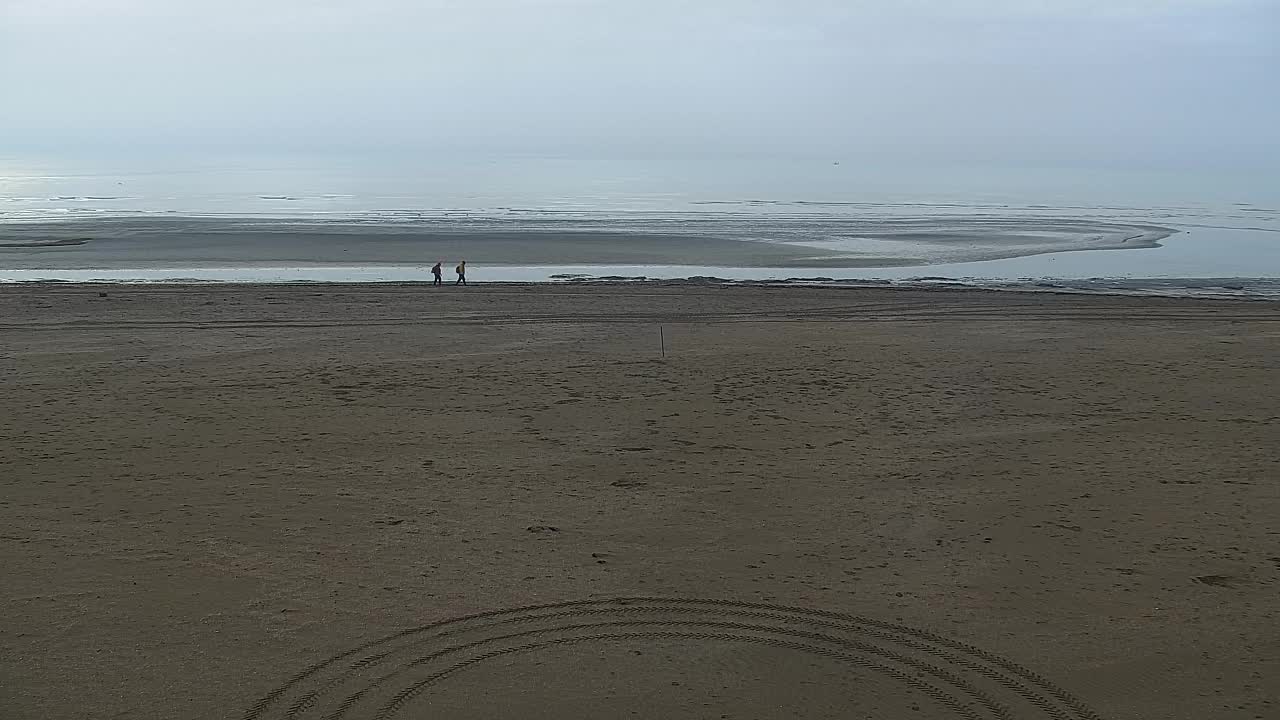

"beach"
[2,283,1278,719]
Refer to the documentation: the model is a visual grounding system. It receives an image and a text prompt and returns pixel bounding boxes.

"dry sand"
[1,283,1277,720]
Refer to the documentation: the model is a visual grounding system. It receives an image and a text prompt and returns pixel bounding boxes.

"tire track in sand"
[243,597,1104,720]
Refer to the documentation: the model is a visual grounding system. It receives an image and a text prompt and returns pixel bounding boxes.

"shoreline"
[7,204,1279,298]
[4,273,1278,301]
[3,281,1278,323]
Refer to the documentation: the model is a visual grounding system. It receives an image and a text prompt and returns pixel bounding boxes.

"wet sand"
[1,283,1278,719]
[0,214,1171,269]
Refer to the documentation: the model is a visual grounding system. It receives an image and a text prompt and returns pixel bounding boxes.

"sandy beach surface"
[0,214,1171,270]
[2,283,1278,720]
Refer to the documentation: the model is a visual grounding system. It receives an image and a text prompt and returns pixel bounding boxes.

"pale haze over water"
[2,1,1277,290]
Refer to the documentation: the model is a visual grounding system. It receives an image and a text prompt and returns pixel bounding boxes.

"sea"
[2,150,1278,299]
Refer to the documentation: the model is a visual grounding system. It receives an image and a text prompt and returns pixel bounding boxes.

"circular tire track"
[244,597,1103,720]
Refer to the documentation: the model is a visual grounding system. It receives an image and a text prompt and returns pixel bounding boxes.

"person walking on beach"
[431,262,443,286]
[455,261,467,286]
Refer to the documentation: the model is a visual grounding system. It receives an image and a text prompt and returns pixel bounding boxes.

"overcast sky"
[2,0,1276,171]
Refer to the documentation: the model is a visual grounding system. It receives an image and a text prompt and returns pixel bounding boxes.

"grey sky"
[2,0,1276,169]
